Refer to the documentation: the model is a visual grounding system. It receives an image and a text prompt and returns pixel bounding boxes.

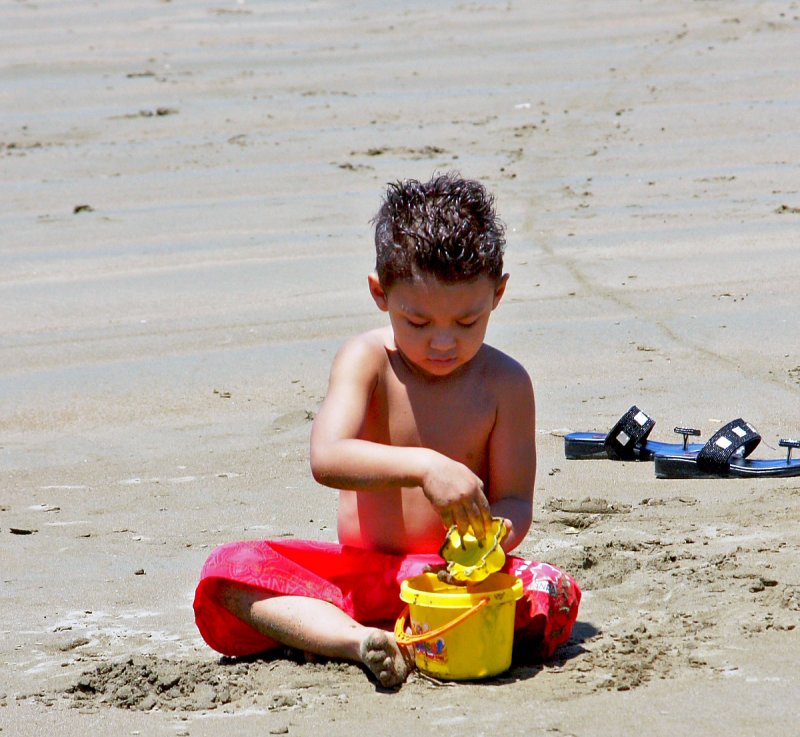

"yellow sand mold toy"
[438,516,507,582]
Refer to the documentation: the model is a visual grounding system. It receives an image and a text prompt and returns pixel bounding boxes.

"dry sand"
[2,1,799,735]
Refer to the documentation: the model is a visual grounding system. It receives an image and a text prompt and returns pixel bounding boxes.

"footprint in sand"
[271,410,315,432]
[545,497,632,515]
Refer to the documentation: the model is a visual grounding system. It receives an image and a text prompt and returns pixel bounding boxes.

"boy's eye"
[406,319,429,328]
[457,319,479,328]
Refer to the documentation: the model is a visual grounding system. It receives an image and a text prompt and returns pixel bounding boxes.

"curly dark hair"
[372,172,506,289]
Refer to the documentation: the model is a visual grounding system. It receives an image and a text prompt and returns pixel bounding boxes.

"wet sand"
[2,1,799,735]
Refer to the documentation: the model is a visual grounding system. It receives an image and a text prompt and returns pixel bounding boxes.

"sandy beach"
[2,1,799,734]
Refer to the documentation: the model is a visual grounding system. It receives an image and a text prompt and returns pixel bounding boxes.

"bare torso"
[336,329,502,554]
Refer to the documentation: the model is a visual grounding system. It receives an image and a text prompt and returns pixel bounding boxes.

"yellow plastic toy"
[438,516,507,582]
[394,571,522,679]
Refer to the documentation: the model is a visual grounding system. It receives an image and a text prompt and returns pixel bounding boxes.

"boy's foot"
[359,629,413,688]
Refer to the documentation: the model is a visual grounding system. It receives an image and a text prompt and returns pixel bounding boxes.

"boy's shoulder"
[471,346,534,425]
[476,343,532,388]
[330,327,392,373]
[338,326,392,356]
[472,343,533,406]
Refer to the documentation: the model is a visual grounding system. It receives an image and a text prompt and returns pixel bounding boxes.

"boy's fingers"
[465,496,494,541]
[467,505,486,541]
[473,495,494,539]
[451,507,470,538]
[440,509,455,531]
[440,497,491,540]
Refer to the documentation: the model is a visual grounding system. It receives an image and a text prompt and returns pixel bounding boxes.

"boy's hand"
[421,455,492,541]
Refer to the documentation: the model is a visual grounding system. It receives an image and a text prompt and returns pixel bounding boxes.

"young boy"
[194,173,580,687]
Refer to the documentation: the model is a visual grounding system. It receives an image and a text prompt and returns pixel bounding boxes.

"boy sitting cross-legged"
[194,172,581,687]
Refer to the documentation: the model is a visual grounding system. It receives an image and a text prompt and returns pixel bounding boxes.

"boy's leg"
[217,581,412,688]
[506,557,582,659]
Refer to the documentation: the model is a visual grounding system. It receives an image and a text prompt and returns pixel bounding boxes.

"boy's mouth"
[427,355,458,368]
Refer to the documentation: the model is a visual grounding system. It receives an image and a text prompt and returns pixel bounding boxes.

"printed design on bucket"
[412,625,447,664]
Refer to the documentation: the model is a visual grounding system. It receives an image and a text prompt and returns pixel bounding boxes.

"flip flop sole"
[564,432,704,461]
[563,432,610,460]
[655,455,800,479]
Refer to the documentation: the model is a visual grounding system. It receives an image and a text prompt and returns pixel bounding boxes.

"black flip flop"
[654,421,800,478]
[564,405,703,461]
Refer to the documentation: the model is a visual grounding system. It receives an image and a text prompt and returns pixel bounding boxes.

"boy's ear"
[492,273,510,309]
[367,273,389,312]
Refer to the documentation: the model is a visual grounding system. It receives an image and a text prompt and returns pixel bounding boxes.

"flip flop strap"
[697,419,761,471]
[779,438,800,462]
[604,406,655,460]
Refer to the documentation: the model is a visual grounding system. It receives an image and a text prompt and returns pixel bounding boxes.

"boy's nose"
[429,330,456,351]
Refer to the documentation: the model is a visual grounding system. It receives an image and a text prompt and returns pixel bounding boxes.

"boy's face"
[368,271,508,378]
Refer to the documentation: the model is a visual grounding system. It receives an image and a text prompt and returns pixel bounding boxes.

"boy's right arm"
[309,334,492,539]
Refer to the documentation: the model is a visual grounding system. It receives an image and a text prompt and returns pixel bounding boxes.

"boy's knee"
[214,579,239,609]
[213,579,274,619]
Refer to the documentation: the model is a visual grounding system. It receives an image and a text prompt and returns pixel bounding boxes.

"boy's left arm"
[488,361,536,552]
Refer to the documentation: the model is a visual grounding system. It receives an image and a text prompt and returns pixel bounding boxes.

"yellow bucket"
[394,572,523,680]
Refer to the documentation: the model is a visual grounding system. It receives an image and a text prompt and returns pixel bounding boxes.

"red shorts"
[194,539,581,660]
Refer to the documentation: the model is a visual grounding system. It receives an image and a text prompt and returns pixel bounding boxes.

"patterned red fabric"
[194,539,581,660]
